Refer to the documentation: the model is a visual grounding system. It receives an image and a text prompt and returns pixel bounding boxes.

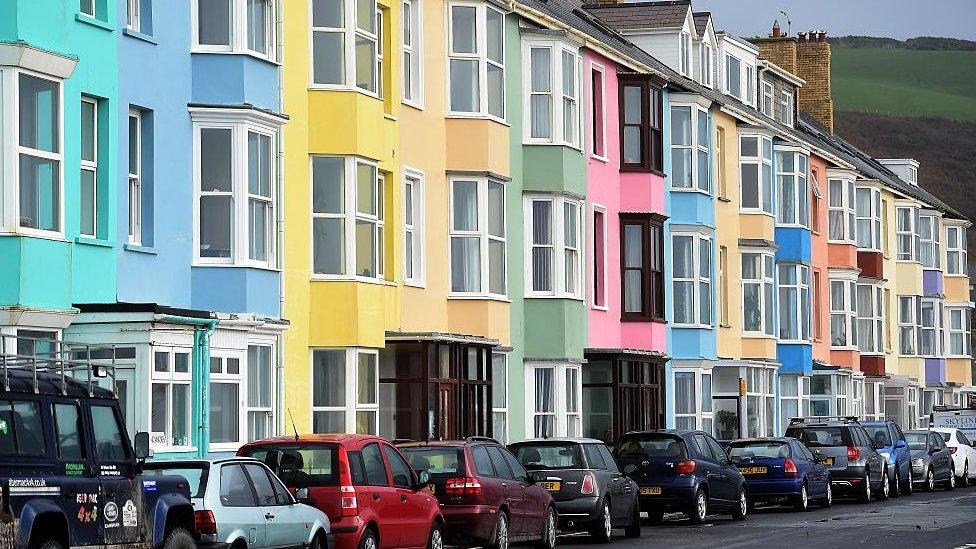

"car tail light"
[194,510,217,538]
[784,458,798,477]
[847,446,861,462]
[445,477,483,495]
[338,446,359,517]
[949,446,958,454]
[580,473,595,495]
[676,460,697,475]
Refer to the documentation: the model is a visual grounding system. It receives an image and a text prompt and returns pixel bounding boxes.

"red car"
[239,434,444,549]
[397,438,557,549]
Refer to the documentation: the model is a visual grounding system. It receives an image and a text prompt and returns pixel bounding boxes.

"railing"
[0,333,122,397]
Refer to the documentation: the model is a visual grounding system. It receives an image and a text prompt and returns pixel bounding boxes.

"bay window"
[449,176,506,297]
[312,156,385,279]
[194,0,276,59]
[670,105,709,192]
[448,2,505,119]
[742,251,774,336]
[828,177,855,243]
[619,76,663,172]
[856,283,884,354]
[209,354,243,448]
[830,277,858,348]
[620,214,665,321]
[855,186,882,251]
[775,150,808,226]
[896,205,920,261]
[403,170,425,285]
[899,296,918,355]
[739,134,772,213]
[193,110,281,267]
[311,349,379,434]
[780,375,811,430]
[524,195,582,299]
[946,225,968,275]
[401,0,423,105]
[527,362,581,438]
[523,40,580,146]
[947,307,971,357]
[674,369,713,432]
[150,349,192,450]
[919,213,940,268]
[672,232,712,327]
[778,264,811,342]
[919,298,941,357]
[17,73,62,234]
[247,345,274,440]
[312,0,379,92]
[79,97,98,238]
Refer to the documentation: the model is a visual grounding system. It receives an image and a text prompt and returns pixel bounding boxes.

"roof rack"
[466,436,501,444]
[1,333,121,397]
[788,416,861,424]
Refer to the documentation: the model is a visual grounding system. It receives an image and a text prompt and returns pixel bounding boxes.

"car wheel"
[904,468,914,495]
[959,461,969,486]
[946,468,956,491]
[488,512,509,549]
[162,527,195,549]
[37,539,65,549]
[890,464,901,498]
[793,482,809,511]
[624,499,642,538]
[876,469,890,501]
[857,472,872,503]
[590,500,612,543]
[925,468,935,492]
[359,528,379,549]
[732,488,747,521]
[821,481,833,508]
[687,489,708,524]
[428,523,444,549]
[534,507,556,549]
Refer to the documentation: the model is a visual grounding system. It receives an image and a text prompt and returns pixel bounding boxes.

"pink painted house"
[581,48,669,443]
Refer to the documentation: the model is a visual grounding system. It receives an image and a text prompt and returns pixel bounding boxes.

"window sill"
[591,305,609,312]
[672,323,713,330]
[74,236,113,248]
[522,140,584,152]
[447,294,511,303]
[191,49,280,66]
[717,196,732,203]
[621,317,668,324]
[827,239,857,246]
[742,334,776,340]
[75,13,114,32]
[944,274,969,279]
[589,154,609,164]
[779,340,813,345]
[383,113,398,122]
[401,99,425,112]
[525,294,585,302]
[620,166,666,178]
[670,187,713,196]
[445,112,510,127]
[0,230,68,243]
[775,223,811,230]
[122,27,158,44]
[308,84,381,101]
[719,323,732,329]
[403,281,427,289]
[310,276,394,286]
[831,346,859,352]
[740,210,775,218]
[192,263,281,272]
[124,243,157,255]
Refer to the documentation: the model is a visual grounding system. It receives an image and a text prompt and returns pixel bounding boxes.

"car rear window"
[905,432,928,451]
[863,425,892,447]
[728,441,789,459]
[0,399,45,456]
[144,464,209,498]
[938,432,951,443]
[512,443,582,469]
[615,434,687,459]
[241,444,339,488]
[786,427,851,447]
[400,447,462,475]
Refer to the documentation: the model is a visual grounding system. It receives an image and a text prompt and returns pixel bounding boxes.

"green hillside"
[831,46,976,121]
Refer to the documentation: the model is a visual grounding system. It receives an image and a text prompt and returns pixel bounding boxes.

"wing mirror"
[527,471,547,484]
[623,464,637,475]
[894,439,908,449]
[415,470,431,490]
[295,487,314,506]
[134,432,150,461]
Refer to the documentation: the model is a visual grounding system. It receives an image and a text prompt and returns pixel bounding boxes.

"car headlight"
[912,458,924,467]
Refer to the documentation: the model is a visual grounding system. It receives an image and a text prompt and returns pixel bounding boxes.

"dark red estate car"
[239,434,444,549]
[397,437,557,549]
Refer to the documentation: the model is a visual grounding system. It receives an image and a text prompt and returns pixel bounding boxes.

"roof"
[510,437,606,445]
[727,437,793,444]
[240,433,385,445]
[1,370,114,398]
[75,302,216,319]
[692,12,710,36]
[146,457,260,467]
[584,1,690,32]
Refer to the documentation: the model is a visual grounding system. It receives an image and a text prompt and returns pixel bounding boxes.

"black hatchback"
[509,438,641,542]
[614,430,748,524]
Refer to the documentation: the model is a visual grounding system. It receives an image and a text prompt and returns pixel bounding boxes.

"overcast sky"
[691,0,976,41]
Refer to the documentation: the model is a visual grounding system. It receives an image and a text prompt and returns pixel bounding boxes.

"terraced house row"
[0,0,970,457]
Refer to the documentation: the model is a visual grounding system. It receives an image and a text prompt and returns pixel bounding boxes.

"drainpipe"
[156,314,218,458]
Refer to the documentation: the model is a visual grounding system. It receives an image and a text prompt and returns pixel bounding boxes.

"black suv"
[0,356,196,548]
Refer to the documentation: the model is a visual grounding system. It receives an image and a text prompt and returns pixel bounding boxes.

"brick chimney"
[749,23,797,75]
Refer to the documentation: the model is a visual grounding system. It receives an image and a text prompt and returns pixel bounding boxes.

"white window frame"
[310,0,379,93]
[191,0,277,61]
[401,0,424,107]
[742,250,775,336]
[446,1,506,121]
[149,348,194,452]
[448,175,506,298]
[670,104,710,193]
[673,368,713,432]
[522,39,581,148]
[779,89,793,125]
[778,263,811,342]
[775,149,809,227]
[699,42,712,88]
[746,65,755,106]
[919,297,942,358]
[896,204,921,262]
[127,108,142,245]
[79,96,98,239]
[591,204,608,310]
[827,177,856,244]
[907,165,918,185]
[855,185,882,252]
[588,61,607,160]
[679,31,691,76]
[856,282,884,355]
[947,306,971,358]
[829,275,858,350]
[191,109,282,269]
[208,350,246,452]
[760,80,773,117]
[780,374,811,429]
[739,134,773,214]
[80,0,97,17]
[524,194,583,299]
[946,224,968,276]
[899,295,919,356]
[309,348,379,435]
[744,366,777,437]
[525,362,582,438]
[126,0,141,31]
[310,155,385,280]
[491,352,508,443]
[403,168,425,286]
[919,212,940,269]
[246,342,276,441]
[672,232,712,328]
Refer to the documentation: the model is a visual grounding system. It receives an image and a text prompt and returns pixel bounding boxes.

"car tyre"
[856,472,872,503]
[309,531,326,549]
[731,488,747,521]
[890,464,901,498]
[793,482,810,511]
[359,528,379,549]
[590,500,613,543]
[162,527,196,549]
[428,522,444,549]
[958,461,968,486]
[821,481,833,508]
[687,489,708,524]
[924,468,935,492]
[534,507,557,549]
[624,499,642,538]
[946,468,956,491]
[876,469,890,501]
[488,512,509,549]
[904,468,914,495]
[37,539,65,549]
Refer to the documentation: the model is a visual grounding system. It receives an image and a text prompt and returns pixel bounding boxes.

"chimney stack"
[771,20,782,38]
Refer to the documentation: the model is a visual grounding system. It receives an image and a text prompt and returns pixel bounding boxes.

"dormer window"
[725,54,754,105]
[779,89,794,125]
[760,80,773,117]
[908,165,918,185]
[699,42,712,87]
[679,32,691,77]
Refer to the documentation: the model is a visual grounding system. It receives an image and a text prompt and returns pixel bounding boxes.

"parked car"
[613,430,748,524]
[396,437,557,549]
[785,417,888,503]
[509,438,640,542]
[930,427,976,485]
[0,365,196,549]
[905,430,956,491]
[862,420,914,496]
[239,434,444,549]
[727,438,831,511]
[144,458,332,549]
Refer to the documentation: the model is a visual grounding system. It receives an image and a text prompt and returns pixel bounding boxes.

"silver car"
[145,458,332,549]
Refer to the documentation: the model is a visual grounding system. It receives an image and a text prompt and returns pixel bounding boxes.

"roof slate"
[584,0,691,31]
[692,12,711,36]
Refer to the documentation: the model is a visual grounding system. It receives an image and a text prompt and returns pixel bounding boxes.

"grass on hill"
[831,46,976,121]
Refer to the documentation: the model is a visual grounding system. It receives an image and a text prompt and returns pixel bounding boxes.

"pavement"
[551,485,976,549]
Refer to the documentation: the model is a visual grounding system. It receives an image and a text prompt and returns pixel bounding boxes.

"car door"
[931,433,952,479]
[691,433,730,505]
[86,401,141,545]
[382,444,433,549]
[598,443,635,521]
[705,435,741,504]
[583,443,622,520]
[956,431,976,476]
[855,428,884,486]
[502,447,547,534]
[794,441,827,497]
[358,443,399,548]
[487,445,529,536]
[219,463,267,547]
[48,399,99,546]
[244,462,308,548]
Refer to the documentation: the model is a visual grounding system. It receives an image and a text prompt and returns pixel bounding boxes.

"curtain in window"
[530,47,552,139]
[623,224,642,313]
[534,368,554,438]
[209,382,239,443]
[450,59,479,112]
[674,373,695,414]
[670,107,692,187]
[532,200,553,292]
[312,350,346,407]
[451,238,480,292]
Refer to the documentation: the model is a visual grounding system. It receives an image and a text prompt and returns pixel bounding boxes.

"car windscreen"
[512,443,582,469]
[143,465,208,498]
[786,427,851,448]
[240,444,339,488]
[937,432,951,443]
[614,435,687,460]
[728,441,789,459]
[863,425,892,447]
[399,447,462,475]
[905,432,928,451]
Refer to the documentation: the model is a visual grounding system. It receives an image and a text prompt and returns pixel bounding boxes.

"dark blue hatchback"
[727,438,832,511]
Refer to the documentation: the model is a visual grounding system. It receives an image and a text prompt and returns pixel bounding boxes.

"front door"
[712,397,741,440]
[436,383,457,440]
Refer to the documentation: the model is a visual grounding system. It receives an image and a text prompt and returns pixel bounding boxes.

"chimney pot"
[771,19,781,38]
[798,32,807,43]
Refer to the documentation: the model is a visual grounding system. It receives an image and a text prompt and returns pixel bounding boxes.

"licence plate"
[539,481,561,492]
[426,484,436,494]
[739,467,768,475]
[823,457,834,466]
[640,487,662,495]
